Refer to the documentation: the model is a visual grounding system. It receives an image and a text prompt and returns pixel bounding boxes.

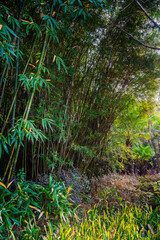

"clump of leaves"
[0,169,72,239]
[133,145,155,163]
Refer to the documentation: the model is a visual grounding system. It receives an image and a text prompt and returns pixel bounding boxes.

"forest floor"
[76,173,160,217]
[1,173,160,239]
[87,173,160,207]
[54,173,160,239]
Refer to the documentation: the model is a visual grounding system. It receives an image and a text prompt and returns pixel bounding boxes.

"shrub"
[0,170,72,239]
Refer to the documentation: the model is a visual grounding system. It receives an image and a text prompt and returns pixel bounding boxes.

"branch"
[134,0,160,28]
[116,26,160,50]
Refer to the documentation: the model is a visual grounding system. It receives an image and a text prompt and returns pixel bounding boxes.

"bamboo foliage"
[0,0,112,179]
[0,0,160,179]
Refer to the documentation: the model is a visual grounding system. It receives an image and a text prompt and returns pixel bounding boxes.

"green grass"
[7,203,160,239]
[49,204,160,240]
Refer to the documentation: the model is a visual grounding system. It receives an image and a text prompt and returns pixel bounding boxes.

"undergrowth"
[52,204,160,240]
[0,171,160,239]
[0,171,72,239]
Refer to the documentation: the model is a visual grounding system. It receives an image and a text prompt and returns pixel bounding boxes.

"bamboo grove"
[0,0,160,181]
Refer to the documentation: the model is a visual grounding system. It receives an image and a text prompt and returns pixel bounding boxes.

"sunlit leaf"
[0,182,7,189]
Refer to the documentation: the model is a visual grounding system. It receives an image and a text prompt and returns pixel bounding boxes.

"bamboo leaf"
[7,180,14,189]
[0,142,2,158]
[2,140,9,154]
[0,182,7,189]
[29,205,41,212]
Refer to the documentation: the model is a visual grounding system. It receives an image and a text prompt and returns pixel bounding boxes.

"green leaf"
[0,142,2,158]
[1,139,9,154]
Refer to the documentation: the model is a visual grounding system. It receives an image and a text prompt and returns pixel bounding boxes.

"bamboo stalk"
[0,64,9,108]
[12,36,20,127]
[0,62,8,88]
[6,31,49,181]
[0,36,37,137]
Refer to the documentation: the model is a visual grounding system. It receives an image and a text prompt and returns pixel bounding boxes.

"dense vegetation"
[0,172,160,239]
[0,0,160,239]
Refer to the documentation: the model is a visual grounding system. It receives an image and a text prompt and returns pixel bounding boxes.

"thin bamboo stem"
[12,36,20,127]
[0,64,9,108]
[0,36,37,137]
[0,62,8,88]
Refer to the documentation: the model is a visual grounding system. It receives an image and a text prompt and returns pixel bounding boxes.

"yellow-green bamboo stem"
[2,143,15,181]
